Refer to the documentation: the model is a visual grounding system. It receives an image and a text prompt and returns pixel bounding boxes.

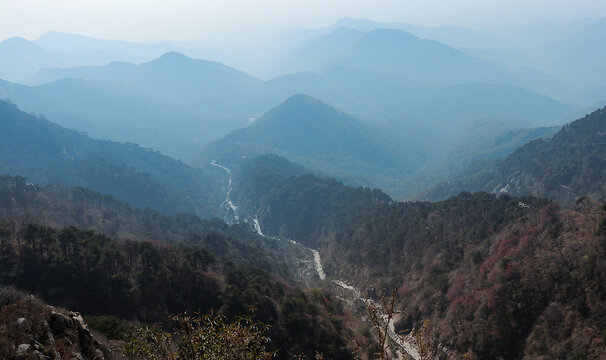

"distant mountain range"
[201,94,419,188]
[1,50,575,164]
[202,94,561,198]
[30,52,265,114]
[0,34,175,83]
[0,53,266,160]
[0,77,212,160]
[260,27,564,96]
[264,66,573,126]
[24,51,574,125]
[271,17,508,53]
[4,18,606,104]
[1,23,602,202]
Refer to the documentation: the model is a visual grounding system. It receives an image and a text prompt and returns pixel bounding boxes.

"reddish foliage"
[484,283,504,310]
[446,274,468,301]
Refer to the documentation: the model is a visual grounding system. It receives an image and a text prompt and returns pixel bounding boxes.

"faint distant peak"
[149,51,228,69]
[151,51,192,64]
[36,31,85,40]
[0,37,44,52]
[1,37,35,45]
[160,51,188,58]
[366,27,418,40]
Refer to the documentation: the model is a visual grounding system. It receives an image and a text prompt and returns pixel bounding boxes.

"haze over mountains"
[1,17,604,199]
[2,12,606,360]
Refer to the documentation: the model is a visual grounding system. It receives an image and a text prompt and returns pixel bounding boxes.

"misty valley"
[1,12,606,360]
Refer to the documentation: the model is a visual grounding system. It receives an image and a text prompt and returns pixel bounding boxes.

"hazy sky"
[1,0,606,43]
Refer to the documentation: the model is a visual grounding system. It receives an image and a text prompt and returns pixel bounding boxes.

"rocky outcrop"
[0,288,112,360]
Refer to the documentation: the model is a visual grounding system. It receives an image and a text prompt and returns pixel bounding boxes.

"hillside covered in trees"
[425,105,606,204]
[0,174,294,274]
[0,99,224,217]
[231,153,606,359]
[0,222,366,359]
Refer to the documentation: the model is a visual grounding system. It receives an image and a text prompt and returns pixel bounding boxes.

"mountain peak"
[260,94,340,125]
[36,31,78,40]
[156,51,191,62]
[0,37,35,46]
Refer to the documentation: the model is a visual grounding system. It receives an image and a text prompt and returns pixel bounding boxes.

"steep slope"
[0,224,360,360]
[230,155,392,248]
[229,153,606,359]
[425,106,606,204]
[435,108,606,204]
[490,105,606,204]
[0,78,222,160]
[0,288,112,360]
[202,95,421,189]
[0,100,222,217]
[0,175,287,273]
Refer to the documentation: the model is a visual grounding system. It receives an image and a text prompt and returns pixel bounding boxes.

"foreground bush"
[126,311,274,360]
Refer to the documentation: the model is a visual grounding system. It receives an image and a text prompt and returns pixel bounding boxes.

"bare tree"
[366,287,401,360]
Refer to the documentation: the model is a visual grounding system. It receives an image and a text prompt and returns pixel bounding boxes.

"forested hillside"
[231,154,392,248]
[0,175,292,273]
[203,94,418,189]
[0,99,223,217]
[424,105,606,204]
[0,223,362,359]
[493,105,606,204]
[231,153,606,359]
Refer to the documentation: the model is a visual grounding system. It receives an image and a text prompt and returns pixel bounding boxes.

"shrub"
[85,315,136,341]
[126,310,274,360]
[0,286,28,308]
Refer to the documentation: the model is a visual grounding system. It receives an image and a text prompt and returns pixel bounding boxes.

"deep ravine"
[211,161,239,221]
[211,162,421,359]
